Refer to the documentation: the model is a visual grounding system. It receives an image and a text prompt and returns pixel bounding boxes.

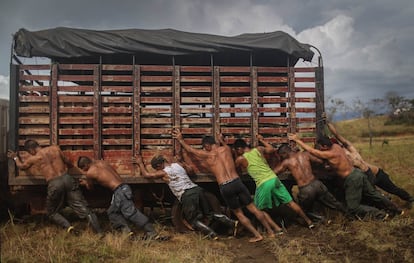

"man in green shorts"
[234,135,314,229]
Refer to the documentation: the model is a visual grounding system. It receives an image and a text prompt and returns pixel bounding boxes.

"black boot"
[193,220,218,240]
[213,213,237,227]
[87,213,103,234]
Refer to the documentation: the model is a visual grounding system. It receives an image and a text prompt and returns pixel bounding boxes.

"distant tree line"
[326,91,414,125]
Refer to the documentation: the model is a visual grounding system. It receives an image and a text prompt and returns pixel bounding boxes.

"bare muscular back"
[35,146,68,181]
[282,152,316,187]
[207,145,239,185]
[86,160,123,191]
[324,144,354,178]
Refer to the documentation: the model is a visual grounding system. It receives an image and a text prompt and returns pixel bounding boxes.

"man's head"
[277,143,292,159]
[77,156,93,171]
[316,136,333,151]
[233,138,248,156]
[201,136,216,151]
[24,139,40,155]
[151,155,166,170]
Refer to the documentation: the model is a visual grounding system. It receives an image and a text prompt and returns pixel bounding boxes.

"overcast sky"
[1,0,413,106]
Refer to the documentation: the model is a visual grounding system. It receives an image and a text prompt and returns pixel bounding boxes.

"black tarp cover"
[13,27,314,65]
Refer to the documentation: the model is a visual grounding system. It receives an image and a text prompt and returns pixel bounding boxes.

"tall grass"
[1,115,414,262]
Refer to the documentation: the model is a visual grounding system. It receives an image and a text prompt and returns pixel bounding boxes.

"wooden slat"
[295,77,315,82]
[259,97,289,103]
[219,67,251,72]
[220,87,250,93]
[181,107,212,114]
[181,86,211,93]
[258,87,288,93]
[20,65,51,70]
[181,66,211,72]
[59,139,94,145]
[140,65,173,71]
[19,116,49,124]
[221,117,250,124]
[58,85,94,92]
[220,108,251,113]
[59,116,93,124]
[140,97,173,104]
[58,75,94,82]
[180,76,212,82]
[20,75,50,81]
[220,76,250,82]
[102,128,133,135]
[259,107,288,113]
[102,96,132,103]
[19,86,50,92]
[141,76,172,82]
[221,97,251,103]
[19,128,50,135]
[258,127,289,133]
[295,67,316,72]
[141,86,172,93]
[60,128,94,135]
[59,64,96,70]
[19,96,49,102]
[102,65,133,71]
[295,87,315,92]
[295,98,315,103]
[101,86,133,93]
[102,107,132,114]
[181,97,212,103]
[141,139,173,145]
[19,106,50,113]
[102,116,132,124]
[182,118,211,124]
[257,76,288,83]
[59,107,93,113]
[102,75,133,82]
[141,118,172,124]
[102,139,133,145]
[258,117,288,123]
[141,107,172,114]
[59,96,94,103]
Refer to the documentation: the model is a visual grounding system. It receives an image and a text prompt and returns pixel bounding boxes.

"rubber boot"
[212,213,237,227]
[193,220,218,240]
[87,213,103,234]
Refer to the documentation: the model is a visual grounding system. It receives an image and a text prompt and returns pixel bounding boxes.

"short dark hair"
[77,156,92,169]
[233,138,248,149]
[151,155,166,169]
[317,136,333,147]
[24,139,39,151]
[201,136,216,145]
[277,143,292,155]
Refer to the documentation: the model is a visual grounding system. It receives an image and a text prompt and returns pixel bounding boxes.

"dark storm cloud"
[1,0,413,103]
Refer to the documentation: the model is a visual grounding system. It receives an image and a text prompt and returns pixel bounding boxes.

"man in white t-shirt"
[135,154,238,240]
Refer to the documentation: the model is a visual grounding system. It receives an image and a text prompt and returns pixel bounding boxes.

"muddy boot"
[213,213,238,236]
[193,220,218,240]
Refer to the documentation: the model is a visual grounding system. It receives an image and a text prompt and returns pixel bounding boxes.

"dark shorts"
[219,177,253,210]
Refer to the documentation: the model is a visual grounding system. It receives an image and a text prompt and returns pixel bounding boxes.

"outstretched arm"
[273,160,289,174]
[7,150,38,170]
[172,128,210,160]
[134,155,168,180]
[288,133,331,160]
[257,134,275,154]
[326,122,352,147]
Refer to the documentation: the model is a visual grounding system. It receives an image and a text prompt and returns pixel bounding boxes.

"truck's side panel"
[9,63,319,187]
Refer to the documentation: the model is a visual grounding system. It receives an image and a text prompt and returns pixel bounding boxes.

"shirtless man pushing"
[172,129,281,242]
[7,140,101,234]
